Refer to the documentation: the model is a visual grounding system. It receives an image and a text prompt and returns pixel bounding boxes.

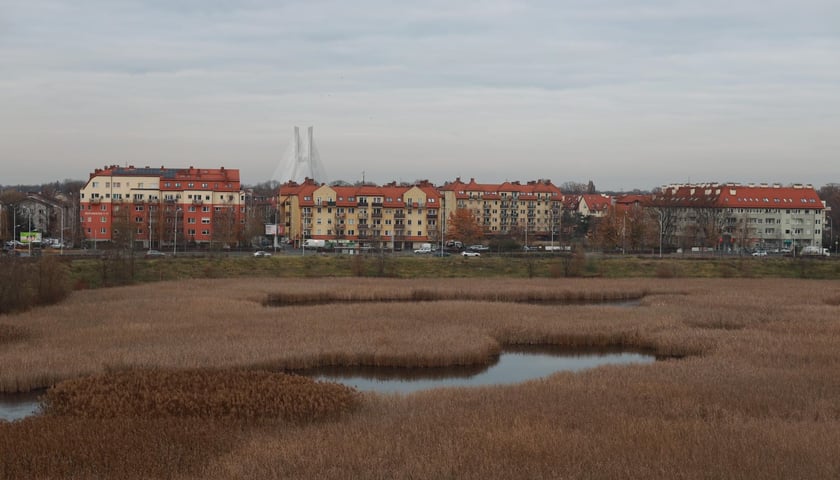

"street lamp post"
[622,212,626,255]
[26,207,32,257]
[658,210,664,258]
[173,208,181,255]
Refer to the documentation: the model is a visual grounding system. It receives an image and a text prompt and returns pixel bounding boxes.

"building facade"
[277,177,565,250]
[649,183,827,252]
[79,165,245,249]
[439,178,563,241]
[278,179,442,251]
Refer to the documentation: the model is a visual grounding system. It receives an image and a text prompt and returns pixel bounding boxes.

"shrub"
[655,262,677,278]
[0,257,71,314]
[350,255,366,276]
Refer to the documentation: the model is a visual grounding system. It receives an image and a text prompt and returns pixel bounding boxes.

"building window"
[201,218,211,224]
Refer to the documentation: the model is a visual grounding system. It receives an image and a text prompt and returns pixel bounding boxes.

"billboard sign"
[265,224,285,236]
[20,232,42,244]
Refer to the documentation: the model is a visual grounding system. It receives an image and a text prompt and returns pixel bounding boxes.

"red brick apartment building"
[79,166,245,249]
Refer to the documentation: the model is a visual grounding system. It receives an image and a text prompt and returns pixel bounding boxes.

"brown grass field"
[2,277,840,478]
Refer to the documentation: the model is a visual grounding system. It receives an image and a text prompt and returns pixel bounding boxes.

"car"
[144,250,166,258]
[751,250,767,257]
[462,251,480,257]
[468,244,489,252]
[253,250,272,257]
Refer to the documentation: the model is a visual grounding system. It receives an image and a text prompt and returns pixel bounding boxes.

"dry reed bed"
[263,286,650,307]
[3,277,840,478]
[42,369,359,421]
[0,278,683,392]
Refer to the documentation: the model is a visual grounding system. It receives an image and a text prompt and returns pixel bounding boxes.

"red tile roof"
[651,183,824,210]
[580,194,613,212]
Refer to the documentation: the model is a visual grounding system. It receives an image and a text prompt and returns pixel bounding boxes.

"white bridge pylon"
[274,126,328,184]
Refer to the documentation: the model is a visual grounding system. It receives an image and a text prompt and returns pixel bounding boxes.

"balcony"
[192,199,203,205]
[90,198,101,204]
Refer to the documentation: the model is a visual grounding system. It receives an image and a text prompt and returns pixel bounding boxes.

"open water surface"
[0,390,43,422]
[309,346,657,394]
[0,347,658,419]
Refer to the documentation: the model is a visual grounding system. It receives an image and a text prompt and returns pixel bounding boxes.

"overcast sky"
[2,0,838,191]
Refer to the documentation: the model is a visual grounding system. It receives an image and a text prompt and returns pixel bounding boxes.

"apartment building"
[650,183,826,252]
[439,177,563,239]
[278,179,442,250]
[277,177,565,249]
[79,165,245,249]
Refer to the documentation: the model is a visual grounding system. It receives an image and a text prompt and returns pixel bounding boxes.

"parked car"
[751,250,767,257]
[462,251,480,257]
[145,250,166,258]
[253,250,272,257]
[468,244,489,252]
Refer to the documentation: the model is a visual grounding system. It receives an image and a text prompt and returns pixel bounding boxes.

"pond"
[0,390,43,422]
[308,346,657,394]
[0,348,658,420]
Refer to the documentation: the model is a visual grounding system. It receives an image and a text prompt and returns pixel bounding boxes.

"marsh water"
[309,346,657,394]
[0,348,657,420]
[0,390,43,422]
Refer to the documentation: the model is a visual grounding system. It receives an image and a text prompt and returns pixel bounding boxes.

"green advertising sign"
[20,232,42,244]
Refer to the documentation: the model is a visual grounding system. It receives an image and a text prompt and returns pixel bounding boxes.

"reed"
[263,286,648,307]
[0,323,29,344]
[2,277,840,478]
[42,368,359,421]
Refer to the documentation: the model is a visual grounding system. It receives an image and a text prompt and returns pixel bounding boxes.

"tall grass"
[65,255,840,288]
[3,277,840,478]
